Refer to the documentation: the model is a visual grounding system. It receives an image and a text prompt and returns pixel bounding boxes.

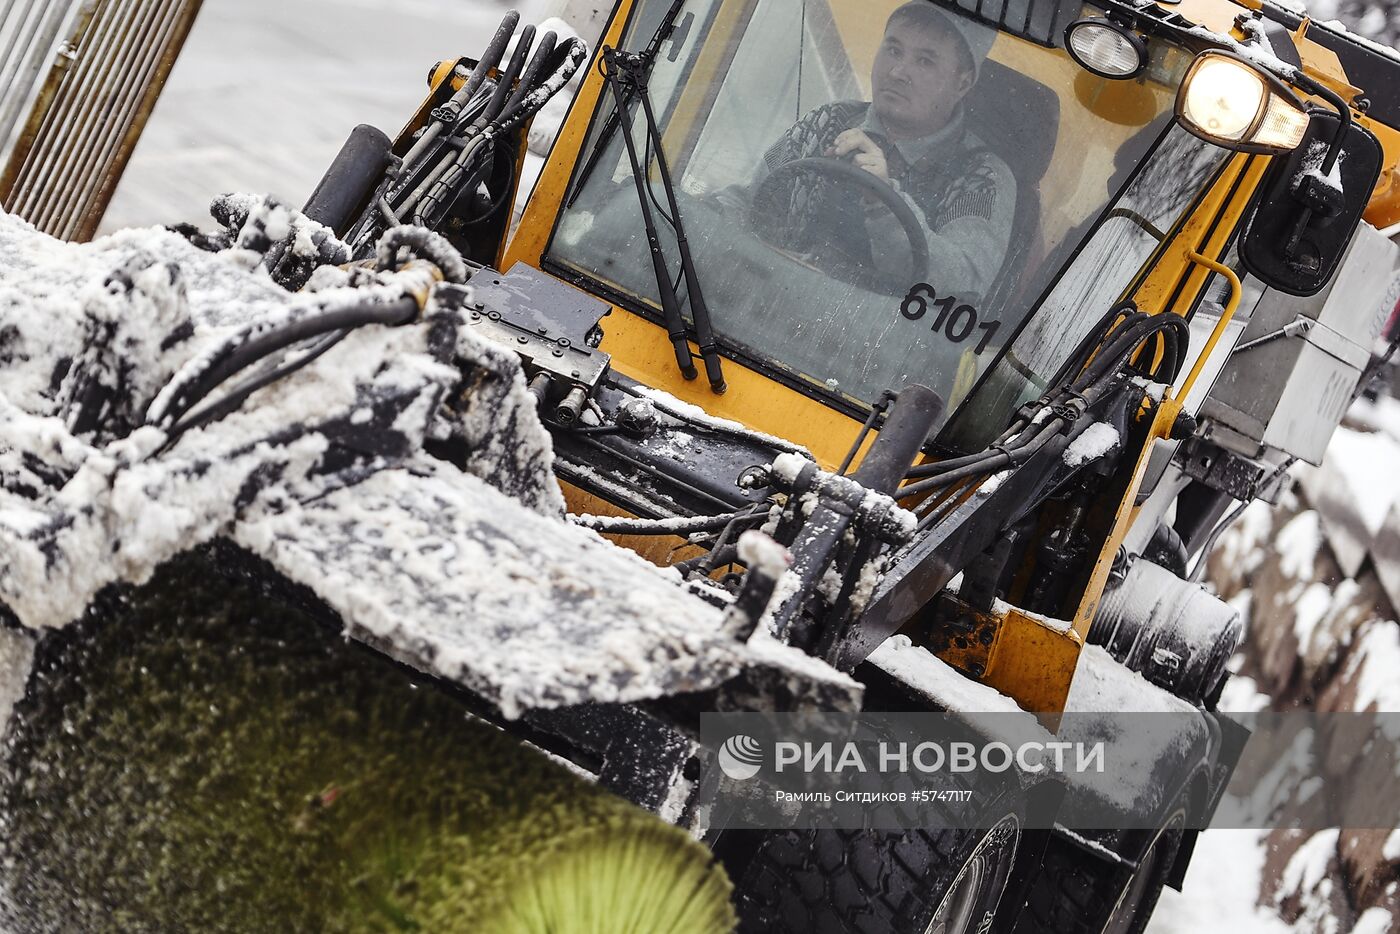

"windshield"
[548,0,1211,440]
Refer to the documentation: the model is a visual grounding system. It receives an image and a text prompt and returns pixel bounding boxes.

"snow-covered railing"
[0,0,202,241]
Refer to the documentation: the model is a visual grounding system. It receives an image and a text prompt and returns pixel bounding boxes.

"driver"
[756,2,1015,299]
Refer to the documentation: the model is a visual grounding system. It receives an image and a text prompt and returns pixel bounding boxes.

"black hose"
[1073,314,1181,391]
[1045,305,1137,394]
[152,297,420,430]
[504,31,557,116]
[161,329,350,448]
[483,24,534,125]
[446,12,519,125]
[493,38,587,135]
[897,416,1065,500]
[373,225,469,282]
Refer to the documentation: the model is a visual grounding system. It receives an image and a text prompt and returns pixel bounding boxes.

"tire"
[734,809,1023,934]
[1015,810,1187,934]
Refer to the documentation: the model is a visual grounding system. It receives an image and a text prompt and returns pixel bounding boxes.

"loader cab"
[516,0,1219,459]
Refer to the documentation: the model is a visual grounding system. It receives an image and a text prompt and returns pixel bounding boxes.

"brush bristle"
[0,556,735,933]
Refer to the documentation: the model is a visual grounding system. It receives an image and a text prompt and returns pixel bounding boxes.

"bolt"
[1170,411,1198,441]
[517,336,528,345]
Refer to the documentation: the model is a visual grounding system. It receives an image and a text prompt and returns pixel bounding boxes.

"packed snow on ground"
[1150,830,1295,933]
[1148,670,1285,932]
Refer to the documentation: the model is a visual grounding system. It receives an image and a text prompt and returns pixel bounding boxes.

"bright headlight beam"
[1183,57,1265,140]
[1176,52,1310,153]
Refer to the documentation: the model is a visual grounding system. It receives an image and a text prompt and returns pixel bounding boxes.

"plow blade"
[232,454,861,719]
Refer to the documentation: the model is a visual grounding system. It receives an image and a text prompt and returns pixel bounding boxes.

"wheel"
[734,808,1022,933]
[1101,811,1187,934]
[1015,809,1187,934]
[749,155,931,290]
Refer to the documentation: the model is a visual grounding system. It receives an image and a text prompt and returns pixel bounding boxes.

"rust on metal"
[0,0,203,240]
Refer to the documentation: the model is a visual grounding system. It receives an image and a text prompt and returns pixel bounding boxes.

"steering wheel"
[749,156,931,291]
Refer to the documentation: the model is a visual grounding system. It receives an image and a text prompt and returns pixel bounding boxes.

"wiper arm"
[568,0,690,209]
[599,47,727,393]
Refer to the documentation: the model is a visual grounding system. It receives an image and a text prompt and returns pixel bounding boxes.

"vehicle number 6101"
[901,284,1000,354]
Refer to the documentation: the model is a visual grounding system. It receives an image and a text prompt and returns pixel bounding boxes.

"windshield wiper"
[568,0,688,209]
[598,45,726,393]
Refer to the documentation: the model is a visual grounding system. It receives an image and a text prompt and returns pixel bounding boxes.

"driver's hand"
[828,130,890,182]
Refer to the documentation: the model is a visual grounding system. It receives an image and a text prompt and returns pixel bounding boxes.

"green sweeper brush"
[0,557,736,933]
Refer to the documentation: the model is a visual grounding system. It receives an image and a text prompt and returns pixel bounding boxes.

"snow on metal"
[0,205,861,718]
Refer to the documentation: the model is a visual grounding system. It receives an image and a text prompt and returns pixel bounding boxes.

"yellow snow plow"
[3,0,1400,931]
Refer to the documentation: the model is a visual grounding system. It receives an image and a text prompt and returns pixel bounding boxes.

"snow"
[1382,829,1400,862]
[1276,510,1324,580]
[233,455,859,719]
[1148,830,1293,933]
[633,386,809,457]
[1062,422,1120,468]
[0,627,35,740]
[737,529,791,580]
[1295,140,1345,197]
[1347,394,1400,438]
[1065,645,1199,714]
[1340,619,1400,712]
[868,634,1032,715]
[1292,581,1336,650]
[1183,24,1300,82]
[0,200,867,721]
[1279,829,1341,907]
[1353,908,1395,934]
[1302,427,1400,539]
[992,596,1073,633]
[1219,671,1274,713]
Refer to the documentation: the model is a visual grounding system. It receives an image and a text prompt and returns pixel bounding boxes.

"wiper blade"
[599,47,726,393]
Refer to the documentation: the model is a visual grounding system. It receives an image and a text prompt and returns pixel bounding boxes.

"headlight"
[1065,19,1148,79]
[1176,51,1310,153]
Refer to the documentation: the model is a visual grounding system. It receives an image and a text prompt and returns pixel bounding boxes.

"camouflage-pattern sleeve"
[756,101,869,181]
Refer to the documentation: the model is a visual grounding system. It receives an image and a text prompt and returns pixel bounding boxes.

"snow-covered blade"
[0,205,861,719]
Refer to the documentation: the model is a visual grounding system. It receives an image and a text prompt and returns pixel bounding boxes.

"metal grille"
[0,0,202,241]
[952,0,1073,48]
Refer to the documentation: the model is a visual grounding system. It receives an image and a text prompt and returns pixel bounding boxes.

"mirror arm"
[1280,74,1354,264]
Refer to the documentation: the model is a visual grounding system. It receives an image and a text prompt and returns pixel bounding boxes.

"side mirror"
[1240,111,1383,297]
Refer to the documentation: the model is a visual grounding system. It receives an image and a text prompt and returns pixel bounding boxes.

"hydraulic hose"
[504,31,557,116]
[483,24,534,125]
[400,10,519,172]
[409,34,586,230]
[161,329,350,447]
[149,296,420,432]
